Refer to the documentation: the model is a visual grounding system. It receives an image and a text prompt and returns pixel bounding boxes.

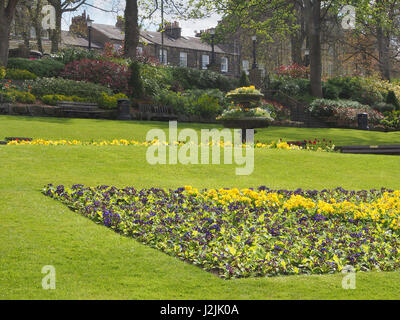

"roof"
[61,31,101,49]
[140,30,230,54]
[91,23,234,55]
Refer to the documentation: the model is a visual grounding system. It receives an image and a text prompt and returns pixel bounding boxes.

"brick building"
[69,13,240,77]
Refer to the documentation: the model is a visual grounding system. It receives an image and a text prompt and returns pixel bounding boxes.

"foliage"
[129,61,144,99]
[239,71,250,87]
[386,90,400,110]
[25,78,113,100]
[44,184,400,279]
[381,111,400,131]
[372,102,396,113]
[52,47,101,64]
[5,69,37,80]
[217,105,274,120]
[308,99,384,125]
[61,59,130,93]
[275,64,310,79]
[170,67,239,92]
[0,90,36,104]
[0,66,5,79]
[140,63,173,97]
[96,92,129,110]
[326,77,395,106]
[155,89,223,118]
[41,94,89,105]
[226,86,263,98]
[40,92,128,110]
[270,76,311,96]
[7,58,65,77]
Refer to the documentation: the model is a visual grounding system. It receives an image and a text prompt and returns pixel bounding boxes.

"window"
[137,47,143,55]
[221,57,228,73]
[180,52,188,67]
[202,55,209,70]
[242,60,250,75]
[159,49,168,65]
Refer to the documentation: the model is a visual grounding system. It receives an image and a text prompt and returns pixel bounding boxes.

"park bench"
[137,103,178,121]
[57,101,110,119]
[336,145,400,155]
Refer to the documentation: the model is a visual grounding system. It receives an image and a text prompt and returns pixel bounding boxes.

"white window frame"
[202,54,209,70]
[179,52,188,67]
[221,57,228,73]
[159,49,168,65]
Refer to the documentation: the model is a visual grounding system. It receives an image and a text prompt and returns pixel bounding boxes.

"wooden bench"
[336,145,400,155]
[57,101,110,119]
[137,104,178,121]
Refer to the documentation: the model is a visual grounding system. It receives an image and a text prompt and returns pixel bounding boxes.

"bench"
[57,101,110,119]
[137,104,178,121]
[336,145,400,156]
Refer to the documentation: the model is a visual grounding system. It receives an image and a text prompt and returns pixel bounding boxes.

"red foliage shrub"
[275,64,310,79]
[61,59,130,93]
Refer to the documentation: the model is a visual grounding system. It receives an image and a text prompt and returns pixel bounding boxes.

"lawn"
[1,115,400,300]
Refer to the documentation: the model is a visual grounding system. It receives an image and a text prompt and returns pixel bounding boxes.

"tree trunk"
[0,14,12,67]
[290,1,306,65]
[50,3,62,53]
[291,34,304,65]
[124,0,139,60]
[377,26,391,81]
[305,0,323,98]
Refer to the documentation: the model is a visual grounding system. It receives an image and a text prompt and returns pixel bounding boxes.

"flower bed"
[44,185,400,278]
[6,138,335,151]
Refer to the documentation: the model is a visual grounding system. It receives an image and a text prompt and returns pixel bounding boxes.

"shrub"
[25,78,113,99]
[1,90,36,104]
[307,99,384,125]
[0,66,5,79]
[7,58,65,77]
[96,92,129,109]
[239,71,250,87]
[129,61,144,99]
[5,68,37,80]
[326,77,386,106]
[381,111,400,130]
[372,102,396,113]
[275,64,310,79]
[141,63,173,97]
[41,94,88,106]
[155,89,223,118]
[386,90,400,110]
[61,59,130,93]
[323,82,340,100]
[53,47,101,64]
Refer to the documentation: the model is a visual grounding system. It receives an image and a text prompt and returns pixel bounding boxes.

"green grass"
[1,115,400,145]
[1,115,400,300]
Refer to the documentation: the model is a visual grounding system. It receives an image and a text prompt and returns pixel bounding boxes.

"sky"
[61,0,221,38]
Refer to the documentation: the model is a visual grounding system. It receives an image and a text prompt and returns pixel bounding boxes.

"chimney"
[165,21,181,39]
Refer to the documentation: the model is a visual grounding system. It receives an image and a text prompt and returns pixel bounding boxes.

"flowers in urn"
[218,86,274,121]
[217,105,274,121]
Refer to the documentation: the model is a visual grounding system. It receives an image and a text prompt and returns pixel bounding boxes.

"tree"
[0,0,20,67]
[47,0,87,53]
[124,0,139,60]
[347,0,400,81]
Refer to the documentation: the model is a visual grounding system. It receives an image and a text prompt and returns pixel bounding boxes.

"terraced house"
[69,13,241,78]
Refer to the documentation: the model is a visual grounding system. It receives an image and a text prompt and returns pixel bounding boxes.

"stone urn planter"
[219,86,271,142]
